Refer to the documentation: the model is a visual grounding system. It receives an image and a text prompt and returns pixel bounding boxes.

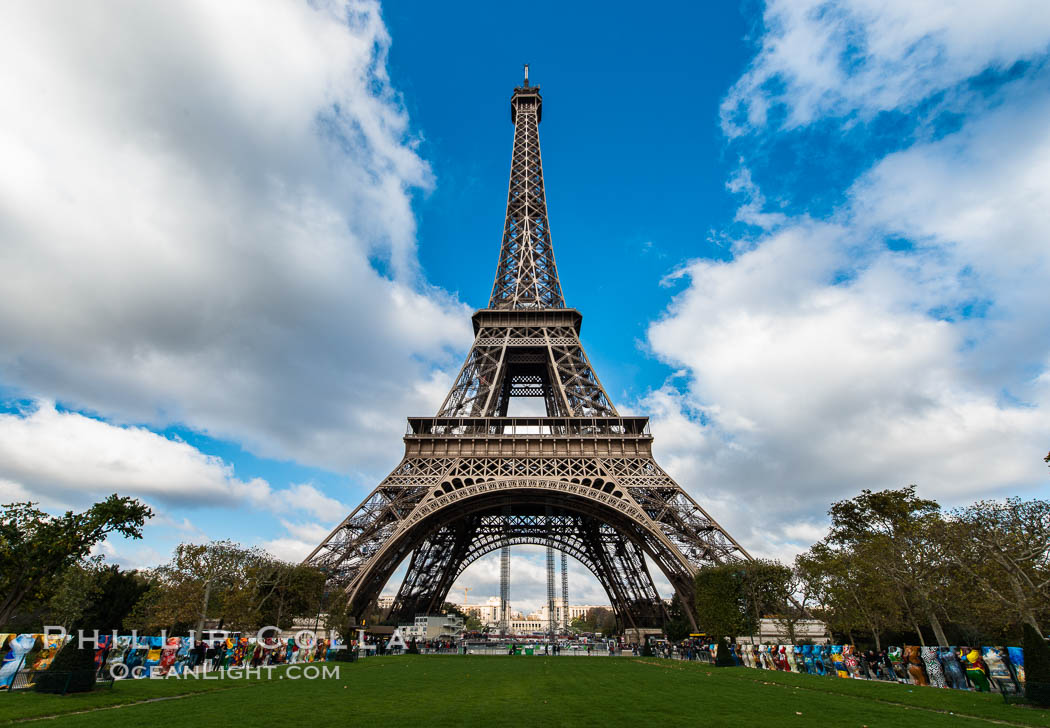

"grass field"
[1,656,1047,727]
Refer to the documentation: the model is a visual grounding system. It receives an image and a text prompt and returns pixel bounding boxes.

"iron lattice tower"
[546,543,556,640]
[499,543,510,635]
[560,552,569,634]
[305,67,750,634]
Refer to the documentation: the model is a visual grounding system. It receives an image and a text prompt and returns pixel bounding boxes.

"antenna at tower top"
[523,63,529,86]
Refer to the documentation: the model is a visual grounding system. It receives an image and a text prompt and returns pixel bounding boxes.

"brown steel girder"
[322,477,704,630]
[388,509,669,630]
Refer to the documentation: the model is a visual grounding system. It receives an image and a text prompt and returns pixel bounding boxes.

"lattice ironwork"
[546,542,556,640]
[560,552,569,634]
[305,68,750,633]
[488,68,563,311]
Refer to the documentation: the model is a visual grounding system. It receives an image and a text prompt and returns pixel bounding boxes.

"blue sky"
[2,1,1049,612]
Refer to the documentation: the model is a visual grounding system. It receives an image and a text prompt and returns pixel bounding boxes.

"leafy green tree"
[694,564,747,641]
[795,541,901,648]
[36,565,150,694]
[944,498,1049,636]
[694,560,792,644]
[571,607,616,635]
[663,593,692,642]
[43,560,150,632]
[0,495,152,625]
[143,540,260,633]
[127,542,324,633]
[825,487,952,646]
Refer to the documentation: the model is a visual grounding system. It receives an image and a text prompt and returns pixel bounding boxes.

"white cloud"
[0,401,353,525]
[722,0,1050,134]
[648,20,1050,560]
[271,484,349,523]
[260,520,336,563]
[0,0,471,477]
[452,547,614,615]
[0,401,267,508]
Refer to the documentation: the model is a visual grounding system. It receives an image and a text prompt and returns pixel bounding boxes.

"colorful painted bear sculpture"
[963,648,990,692]
[174,638,192,674]
[830,645,848,678]
[106,637,131,673]
[887,647,907,682]
[842,645,862,678]
[803,645,819,674]
[124,637,147,673]
[792,645,806,673]
[0,635,39,689]
[819,645,836,677]
[93,634,112,670]
[920,646,946,687]
[938,647,967,690]
[158,637,180,675]
[143,636,163,675]
[903,646,928,685]
[982,647,1016,692]
[1007,647,1025,685]
[31,634,66,671]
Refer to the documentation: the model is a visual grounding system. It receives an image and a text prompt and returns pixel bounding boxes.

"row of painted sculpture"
[705,643,1026,693]
[0,633,339,688]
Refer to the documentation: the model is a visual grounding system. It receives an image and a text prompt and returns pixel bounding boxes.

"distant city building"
[400,613,465,641]
[452,597,611,634]
[736,618,829,645]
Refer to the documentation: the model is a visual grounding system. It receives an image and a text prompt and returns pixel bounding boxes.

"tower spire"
[489,69,565,309]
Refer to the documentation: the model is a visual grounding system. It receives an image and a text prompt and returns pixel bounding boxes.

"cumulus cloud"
[647,4,1050,560]
[0,1,471,477]
[0,401,350,522]
[451,547,616,615]
[261,520,337,563]
[722,0,1050,134]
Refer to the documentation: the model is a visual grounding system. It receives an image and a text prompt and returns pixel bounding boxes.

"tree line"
[691,487,1049,648]
[1,497,325,635]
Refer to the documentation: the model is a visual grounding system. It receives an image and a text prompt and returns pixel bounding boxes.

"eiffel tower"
[306,67,750,632]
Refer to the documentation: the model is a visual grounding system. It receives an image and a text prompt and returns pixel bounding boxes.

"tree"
[694,564,747,641]
[944,498,1049,636]
[0,495,152,625]
[571,607,615,635]
[825,487,952,646]
[127,541,259,633]
[694,560,793,644]
[127,541,324,633]
[663,593,692,642]
[43,560,149,632]
[795,541,902,648]
[440,602,466,618]
[224,559,325,630]
[36,565,150,694]
[739,559,793,642]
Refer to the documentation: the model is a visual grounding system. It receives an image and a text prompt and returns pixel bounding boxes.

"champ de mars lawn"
[1,656,1047,727]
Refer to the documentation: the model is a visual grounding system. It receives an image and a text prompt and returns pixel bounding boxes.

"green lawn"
[0,656,1046,727]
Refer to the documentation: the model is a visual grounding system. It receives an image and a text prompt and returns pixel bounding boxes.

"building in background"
[401,613,465,641]
[452,597,611,633]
